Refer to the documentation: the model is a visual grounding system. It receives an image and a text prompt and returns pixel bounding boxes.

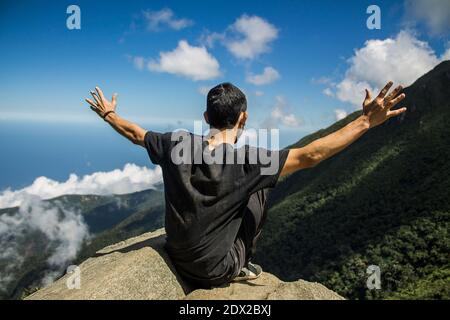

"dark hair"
[206,82,247,129]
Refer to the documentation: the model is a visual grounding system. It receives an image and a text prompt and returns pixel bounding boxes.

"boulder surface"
[26,229,344,300]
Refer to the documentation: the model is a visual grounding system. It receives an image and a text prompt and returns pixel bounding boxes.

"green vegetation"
[256,61,450,300]
[0,189,165,300]
[75,190,165,263]
[2,62,449,300]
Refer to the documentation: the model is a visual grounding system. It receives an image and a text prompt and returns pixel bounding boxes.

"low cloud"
[0,163,163,209]
[148,40,221,81]
[0,163,163,291]
[143,8,193,31]
[0,196,89,290]
[246,67,280,85]
[261,96,301,128]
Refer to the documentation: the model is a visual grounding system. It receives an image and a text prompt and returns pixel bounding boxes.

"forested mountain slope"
[257,61,450,299]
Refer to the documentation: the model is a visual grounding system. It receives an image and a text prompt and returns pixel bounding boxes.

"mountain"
[26,229,344,300]
[3,62,449,300]
[0,188,166,300]
[257,61,450,299]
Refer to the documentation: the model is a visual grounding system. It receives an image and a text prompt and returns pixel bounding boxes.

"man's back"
[144,130,289,283]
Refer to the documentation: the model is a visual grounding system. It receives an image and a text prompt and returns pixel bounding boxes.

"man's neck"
[206,127,238,149]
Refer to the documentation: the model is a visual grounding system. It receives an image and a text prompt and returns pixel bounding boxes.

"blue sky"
[1,0,447,127]
[0,0,449,199]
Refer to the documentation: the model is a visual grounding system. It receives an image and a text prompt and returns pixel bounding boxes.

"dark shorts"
[192,189,269,288]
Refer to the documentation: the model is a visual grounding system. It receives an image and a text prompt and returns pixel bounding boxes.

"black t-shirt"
[144,130,289,282]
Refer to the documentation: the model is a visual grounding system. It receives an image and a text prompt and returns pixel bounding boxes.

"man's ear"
[238,111,248,128]
[203,111,210,124]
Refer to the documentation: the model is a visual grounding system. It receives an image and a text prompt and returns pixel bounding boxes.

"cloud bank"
[0,163,163,292]
[0,163,163,209]
[0,196,89,290]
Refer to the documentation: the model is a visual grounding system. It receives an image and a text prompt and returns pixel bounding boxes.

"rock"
[26,229,344,300]
[26,228,189,300]
[186,273,343,300]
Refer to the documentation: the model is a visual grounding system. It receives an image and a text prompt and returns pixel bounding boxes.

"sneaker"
[232,262,263,282]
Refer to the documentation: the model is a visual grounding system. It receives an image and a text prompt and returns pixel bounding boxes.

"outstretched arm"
[280,81,407,176]
[85,87,147,147]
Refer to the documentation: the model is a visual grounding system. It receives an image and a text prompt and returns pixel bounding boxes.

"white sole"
[231,271,262,282]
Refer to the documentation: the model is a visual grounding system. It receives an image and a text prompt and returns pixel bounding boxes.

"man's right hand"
[85,86,117,120]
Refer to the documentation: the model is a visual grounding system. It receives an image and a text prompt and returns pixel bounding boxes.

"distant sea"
[0,121,157,191]
[0,120,310,191]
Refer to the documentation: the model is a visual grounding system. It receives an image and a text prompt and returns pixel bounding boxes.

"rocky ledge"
[26,228,344,300]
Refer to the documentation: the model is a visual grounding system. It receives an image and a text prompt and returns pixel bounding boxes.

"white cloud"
[0,162,162,288]
[334,31,444,107]
[312,76,333,85]
[143,8,193,31]
[200,31,225,48]
[199,15,278,60]
[119,8,192,43]
[261,96,301,128]
[148,40,221,81]
[254,90,264,96]
[0,196,89,290]
[334,109,348,121]
[404,0,450,35]
[246,67,280,85]
[132,56,145,70]
[0,164,163,209]
[442,45,450,60]
[225,15,278,60]
[323,88,334,97]
[336,79,372,107]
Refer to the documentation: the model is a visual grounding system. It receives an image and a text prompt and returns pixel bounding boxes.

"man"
[85,82,406,288]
